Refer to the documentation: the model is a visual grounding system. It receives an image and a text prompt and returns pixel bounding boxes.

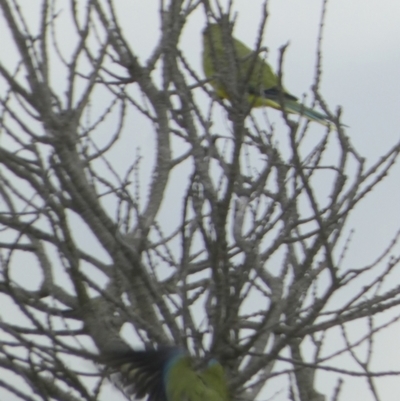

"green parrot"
[202,23,334,128]
[101,347,229,401]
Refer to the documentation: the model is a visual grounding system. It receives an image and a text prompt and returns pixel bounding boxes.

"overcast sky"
[104,1,400,399]
[99,1,400,399]
[118,0,400,259]
[1,1,400,400]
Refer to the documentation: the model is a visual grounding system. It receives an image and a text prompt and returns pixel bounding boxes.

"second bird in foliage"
[101,347,229,401]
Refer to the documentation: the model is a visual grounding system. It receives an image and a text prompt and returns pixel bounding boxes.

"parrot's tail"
[283,100,334,128]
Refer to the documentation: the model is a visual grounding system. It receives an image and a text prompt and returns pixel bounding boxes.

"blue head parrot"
[101,347,229,401]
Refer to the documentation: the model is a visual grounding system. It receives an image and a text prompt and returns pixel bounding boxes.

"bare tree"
[0,1,400,401]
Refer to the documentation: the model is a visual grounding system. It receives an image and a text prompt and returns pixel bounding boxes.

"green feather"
[201,361,230,401]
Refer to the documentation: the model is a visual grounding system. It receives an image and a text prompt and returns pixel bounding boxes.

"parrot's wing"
[202,24,279,98]
[200,361,230,401]
[101,347,184,401]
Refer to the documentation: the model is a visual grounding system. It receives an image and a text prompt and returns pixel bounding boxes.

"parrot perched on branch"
[101,347,229,401]
[202,23,335,128]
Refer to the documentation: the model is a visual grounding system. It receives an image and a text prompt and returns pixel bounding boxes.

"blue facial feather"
[207,358,218,367]
[162,349,186,390]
